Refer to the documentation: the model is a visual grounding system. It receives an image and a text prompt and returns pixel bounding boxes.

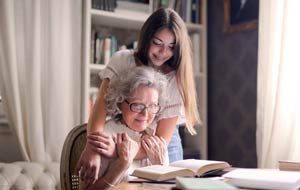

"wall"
[207,1,258,167]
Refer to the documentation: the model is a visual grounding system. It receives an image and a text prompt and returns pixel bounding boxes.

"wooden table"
[113,178,251,190]
[114,181,176,190]
[113,181,252,190]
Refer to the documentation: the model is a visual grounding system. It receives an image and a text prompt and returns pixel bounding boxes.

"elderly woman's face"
[120,86,159,132]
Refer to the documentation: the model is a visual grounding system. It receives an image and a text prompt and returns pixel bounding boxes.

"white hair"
[105,66,168,121]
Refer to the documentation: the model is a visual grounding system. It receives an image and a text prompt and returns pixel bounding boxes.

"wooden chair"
[60,123,87,190]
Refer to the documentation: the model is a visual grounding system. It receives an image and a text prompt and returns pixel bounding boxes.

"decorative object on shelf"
[223,0,258,33]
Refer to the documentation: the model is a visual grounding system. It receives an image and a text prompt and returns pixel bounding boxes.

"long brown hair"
[135,8,201,134]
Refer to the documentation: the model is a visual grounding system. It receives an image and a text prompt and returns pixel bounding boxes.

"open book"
[131,159,231,181]
[279,160,300,171]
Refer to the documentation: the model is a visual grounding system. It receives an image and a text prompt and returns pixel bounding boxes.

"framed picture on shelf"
[223,0,259,33]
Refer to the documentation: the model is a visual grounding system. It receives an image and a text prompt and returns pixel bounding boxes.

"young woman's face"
[148,28,175,69]
[120,86,159,132]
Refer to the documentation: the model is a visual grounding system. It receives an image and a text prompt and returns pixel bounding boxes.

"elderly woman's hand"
[142,135,168,165]
[116,133,140,166]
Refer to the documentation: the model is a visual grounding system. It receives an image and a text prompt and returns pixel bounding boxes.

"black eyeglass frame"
[124,100,161,114]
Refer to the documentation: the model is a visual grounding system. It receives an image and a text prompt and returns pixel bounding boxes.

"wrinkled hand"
[116,133,140,165]
[75,144,101,187]
[87,131,117,158]
[142,135,167,165]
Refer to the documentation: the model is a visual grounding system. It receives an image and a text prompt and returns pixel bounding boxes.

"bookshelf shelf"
[91,9,149,29]
[82,0,207,159]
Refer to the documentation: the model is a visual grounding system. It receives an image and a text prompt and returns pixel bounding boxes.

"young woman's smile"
[148,28,175,69]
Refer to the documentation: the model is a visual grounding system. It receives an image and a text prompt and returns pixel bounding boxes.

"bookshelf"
[81,0,207,159]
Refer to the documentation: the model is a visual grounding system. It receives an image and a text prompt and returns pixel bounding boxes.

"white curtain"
[0,0,82,162]
[257,0,300,168]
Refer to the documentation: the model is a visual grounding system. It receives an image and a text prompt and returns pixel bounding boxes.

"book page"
[170,159,228,174]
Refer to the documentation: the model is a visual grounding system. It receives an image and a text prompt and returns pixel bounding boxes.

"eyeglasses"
[125,100,161,114]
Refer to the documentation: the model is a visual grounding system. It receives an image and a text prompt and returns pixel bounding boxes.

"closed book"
[176,177,237,190]
[223,168,300,190]
[279,160,300,171]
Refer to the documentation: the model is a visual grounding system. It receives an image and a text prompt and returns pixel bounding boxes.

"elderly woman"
[78,66,169,190]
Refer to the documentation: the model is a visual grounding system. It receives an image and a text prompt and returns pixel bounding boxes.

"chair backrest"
[60,123,87,190]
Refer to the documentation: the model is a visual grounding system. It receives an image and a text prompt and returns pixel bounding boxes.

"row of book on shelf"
[154,0,202,24]
[90,28,138,65]
[92,0,203,24]
[130,159,300,190]
[91,0,117,12]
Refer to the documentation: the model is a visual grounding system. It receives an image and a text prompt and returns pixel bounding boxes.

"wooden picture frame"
[223,0,259,33]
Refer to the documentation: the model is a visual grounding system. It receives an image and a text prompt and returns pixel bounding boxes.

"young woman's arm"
[155,117,178,143]
[87,79,110,133]
[76,79,110,186]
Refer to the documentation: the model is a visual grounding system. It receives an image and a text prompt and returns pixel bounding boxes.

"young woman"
[77,8,201,185]
[79,67,168,190]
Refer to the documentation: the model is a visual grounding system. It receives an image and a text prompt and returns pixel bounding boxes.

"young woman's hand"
[75,144,101,187]
[116,133,140,166]
[142,135,168,165]
[87,131,117,158]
